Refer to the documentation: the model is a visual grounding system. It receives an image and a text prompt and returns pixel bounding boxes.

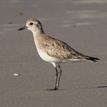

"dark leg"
[58,64,62,86]
[54,67,59,90]
[54,64,62,90]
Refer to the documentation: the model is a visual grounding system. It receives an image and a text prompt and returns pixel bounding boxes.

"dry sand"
[0,0,107,107]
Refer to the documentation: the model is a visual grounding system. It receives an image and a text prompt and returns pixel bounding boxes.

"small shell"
[13,73,20,77]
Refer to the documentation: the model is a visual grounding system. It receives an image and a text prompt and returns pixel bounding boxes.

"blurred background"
[0,0,107,107]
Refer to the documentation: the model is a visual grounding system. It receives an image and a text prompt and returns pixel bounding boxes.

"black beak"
[18,26,27,31]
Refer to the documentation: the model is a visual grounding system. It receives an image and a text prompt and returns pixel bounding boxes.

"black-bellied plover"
[18,18,99,90]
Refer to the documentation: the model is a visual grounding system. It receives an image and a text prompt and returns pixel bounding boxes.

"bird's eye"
[29,22,33,25]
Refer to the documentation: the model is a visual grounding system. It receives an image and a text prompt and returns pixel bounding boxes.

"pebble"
[13,73,20,77]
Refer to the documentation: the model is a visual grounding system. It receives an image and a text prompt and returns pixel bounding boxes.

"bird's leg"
[57,64,62,89]
[54,66,59,90]
[54,64,62,90]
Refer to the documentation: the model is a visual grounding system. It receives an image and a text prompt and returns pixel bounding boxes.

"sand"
[0,0,107,107]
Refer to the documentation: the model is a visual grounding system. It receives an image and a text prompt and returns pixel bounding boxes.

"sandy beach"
[0,0,107,107]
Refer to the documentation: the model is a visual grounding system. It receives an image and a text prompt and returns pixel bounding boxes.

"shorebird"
[18,18,99,90]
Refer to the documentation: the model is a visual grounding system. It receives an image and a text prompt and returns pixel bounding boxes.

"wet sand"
[0,0,107,107]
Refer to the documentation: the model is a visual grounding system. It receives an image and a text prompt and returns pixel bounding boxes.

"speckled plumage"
[18,18,99,90]
[35,34,85,61]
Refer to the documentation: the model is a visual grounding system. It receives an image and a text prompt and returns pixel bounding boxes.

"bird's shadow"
[45,88,64,91]
[96,85,107,88]
[44,85,107,92]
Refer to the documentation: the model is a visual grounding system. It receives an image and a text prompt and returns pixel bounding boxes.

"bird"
[18,18,99,90]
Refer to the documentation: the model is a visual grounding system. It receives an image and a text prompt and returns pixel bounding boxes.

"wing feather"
[41,35,84,60]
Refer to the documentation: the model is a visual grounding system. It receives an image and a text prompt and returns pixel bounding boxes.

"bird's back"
[35,34,86,61]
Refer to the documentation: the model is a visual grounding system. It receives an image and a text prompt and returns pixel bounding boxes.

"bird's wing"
[42,36,84,59]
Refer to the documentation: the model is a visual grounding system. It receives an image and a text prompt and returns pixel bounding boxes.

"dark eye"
[29,22,33,25]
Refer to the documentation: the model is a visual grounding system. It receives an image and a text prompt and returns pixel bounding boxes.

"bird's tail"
[85,56,100,63]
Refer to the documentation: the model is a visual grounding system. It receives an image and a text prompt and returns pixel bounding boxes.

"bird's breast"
[33,36,59,62]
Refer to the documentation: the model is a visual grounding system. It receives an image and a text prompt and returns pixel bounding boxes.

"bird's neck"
[32,26,45,36]
[32,30,46,50]
[32,30,46,46]
[32,30,45,37]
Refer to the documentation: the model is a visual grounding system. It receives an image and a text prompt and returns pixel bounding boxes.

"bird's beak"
[18,26,27,31]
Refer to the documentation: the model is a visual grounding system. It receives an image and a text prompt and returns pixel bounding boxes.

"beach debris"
[13,73,20,77]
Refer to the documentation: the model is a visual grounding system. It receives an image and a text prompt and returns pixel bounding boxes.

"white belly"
[37,49,83,62]
[37,49,60,62]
